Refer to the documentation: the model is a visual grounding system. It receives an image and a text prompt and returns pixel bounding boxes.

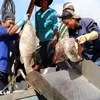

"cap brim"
[58,11,80,20]
[58,15,62,18]
[58,11,73,20]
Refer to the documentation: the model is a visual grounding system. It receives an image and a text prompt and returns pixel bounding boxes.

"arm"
[77,18,100,44]
[52,30,58,48]
[8,25,19,35]
[77,31,98,44]
[52,10,59,48]
[8,14,29,35]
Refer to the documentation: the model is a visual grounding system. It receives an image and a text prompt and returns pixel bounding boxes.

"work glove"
[75,42,83,57]
[76,31,98,44]
[75,42,78,53]
[16,14,29,27]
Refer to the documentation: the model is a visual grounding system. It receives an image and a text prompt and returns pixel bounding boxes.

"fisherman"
[56,2,76,70]
[0,12,29,91]
[34,0,58,70]
[58,2,75,40]
[58,7,100,66]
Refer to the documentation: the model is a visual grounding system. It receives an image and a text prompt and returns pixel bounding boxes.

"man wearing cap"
[0,12,28,91]
[34,0,58,69]
[59,10,100,66]
[56,2,76,70]
[58,2,75,41]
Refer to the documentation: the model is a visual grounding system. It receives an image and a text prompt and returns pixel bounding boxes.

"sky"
[0,0,100,27]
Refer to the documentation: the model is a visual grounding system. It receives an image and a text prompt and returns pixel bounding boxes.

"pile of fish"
[19,21,39,74]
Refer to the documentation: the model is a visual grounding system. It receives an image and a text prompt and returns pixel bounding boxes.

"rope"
[1,72,20,93]
[0,0,15,17]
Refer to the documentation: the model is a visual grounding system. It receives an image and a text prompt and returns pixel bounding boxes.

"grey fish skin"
[53,37,82,63]
[19,22,39,74]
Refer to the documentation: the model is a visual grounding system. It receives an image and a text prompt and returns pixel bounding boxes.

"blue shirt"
[68,18,100,62]
[35,7,58,42]
[0,25,18,73]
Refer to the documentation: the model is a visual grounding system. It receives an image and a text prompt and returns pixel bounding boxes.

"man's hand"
[76,35,88,44]
[16,14,29,27]
[53,30,58,48]
[8,67,14,76]
[77,31,98,44]
[52,39,57,48]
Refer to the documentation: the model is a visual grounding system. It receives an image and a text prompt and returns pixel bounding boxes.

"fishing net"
[0,0,15,17]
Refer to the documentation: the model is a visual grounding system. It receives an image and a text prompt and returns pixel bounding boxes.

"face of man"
[1,19,15,28]
[40,0,48,8]
[62,18,76,29]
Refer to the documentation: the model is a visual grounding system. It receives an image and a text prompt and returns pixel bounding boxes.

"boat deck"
[1,60,100,100]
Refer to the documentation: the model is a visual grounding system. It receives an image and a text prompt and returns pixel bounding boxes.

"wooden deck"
[0,88,37,100]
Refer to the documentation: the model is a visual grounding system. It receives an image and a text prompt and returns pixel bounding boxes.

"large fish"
[53,37,82,63]
[19,22,39,74]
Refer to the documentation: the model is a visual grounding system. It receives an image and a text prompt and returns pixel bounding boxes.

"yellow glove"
[75,42,78,53]
[76,31,98,44]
